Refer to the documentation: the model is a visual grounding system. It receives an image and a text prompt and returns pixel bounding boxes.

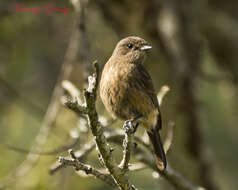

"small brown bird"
[100,36,167,171]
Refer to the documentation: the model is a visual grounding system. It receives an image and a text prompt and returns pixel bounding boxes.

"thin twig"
[49,130,150,175]
[50,122,203,190]
[108,133,205,190]
[62,99,88,115]
[71,0,92,77]
[132,147,205,190]
[49,139,96,175]
[157,85,170,106]
[59,150,117,188]
[3,138,80,155]
[98,163,146,175]
[62,80,83,104]
[163,121,175,154]
[119,121,136,172]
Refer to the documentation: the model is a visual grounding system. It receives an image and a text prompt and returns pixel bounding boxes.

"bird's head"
[112,36,152,64]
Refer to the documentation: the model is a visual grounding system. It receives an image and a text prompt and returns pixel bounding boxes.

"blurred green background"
[0,0,238,189]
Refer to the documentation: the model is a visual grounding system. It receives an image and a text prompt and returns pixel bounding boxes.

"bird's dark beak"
[140,45,152,51]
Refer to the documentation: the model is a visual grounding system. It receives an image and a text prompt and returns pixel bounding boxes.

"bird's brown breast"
[100,58,157,125]
[100,59,134,120]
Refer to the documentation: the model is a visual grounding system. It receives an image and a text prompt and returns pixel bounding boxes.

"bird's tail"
[147,129,167,171]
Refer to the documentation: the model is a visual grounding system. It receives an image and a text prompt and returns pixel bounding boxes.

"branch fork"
[60,61,136,190]
[57,61,205,190]
[58,149,117,188]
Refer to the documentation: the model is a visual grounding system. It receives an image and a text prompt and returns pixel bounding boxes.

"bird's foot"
[123,115,142,134]
[123,120,139,134]
[132,123,139,133]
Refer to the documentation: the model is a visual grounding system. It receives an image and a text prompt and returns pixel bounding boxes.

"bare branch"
[4,138,80,156]
[105,132,205,190]
[60,62,138,189]
[163,121,175,154]
[119,121,136,172]
[56,73,206,190]
[133,147,205,190]
[62,80,83,104]
[50,119,204,190]
[83,61,136,190]
[49,139,96,175]
[62,99,88,115]
[59,150,117,188]
[164,166,206,190]
[157,85,170,106]
[49,129,151,176]
[99,163,146,175]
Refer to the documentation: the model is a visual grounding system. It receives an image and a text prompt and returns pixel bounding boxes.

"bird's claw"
[123,120,139,134]
[132,123,139,133]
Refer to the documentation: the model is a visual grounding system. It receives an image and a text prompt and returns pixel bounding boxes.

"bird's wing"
[129,64,162,130]
[134,64,159,107]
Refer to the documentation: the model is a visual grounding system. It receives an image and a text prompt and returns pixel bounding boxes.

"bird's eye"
[127,43,133,49]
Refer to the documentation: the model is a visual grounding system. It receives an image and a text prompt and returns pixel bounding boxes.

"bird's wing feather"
[129,64,162,130]
[134,64,159,107]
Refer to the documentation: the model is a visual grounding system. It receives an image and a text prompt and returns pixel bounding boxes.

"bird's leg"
[131,114,143,133]
[123,120,134,135]
[120,115,142,172]
[124,114,143,134]
[132,123,139,133]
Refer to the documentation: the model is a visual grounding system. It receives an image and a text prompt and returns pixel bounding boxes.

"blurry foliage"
[0,0,238,190]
